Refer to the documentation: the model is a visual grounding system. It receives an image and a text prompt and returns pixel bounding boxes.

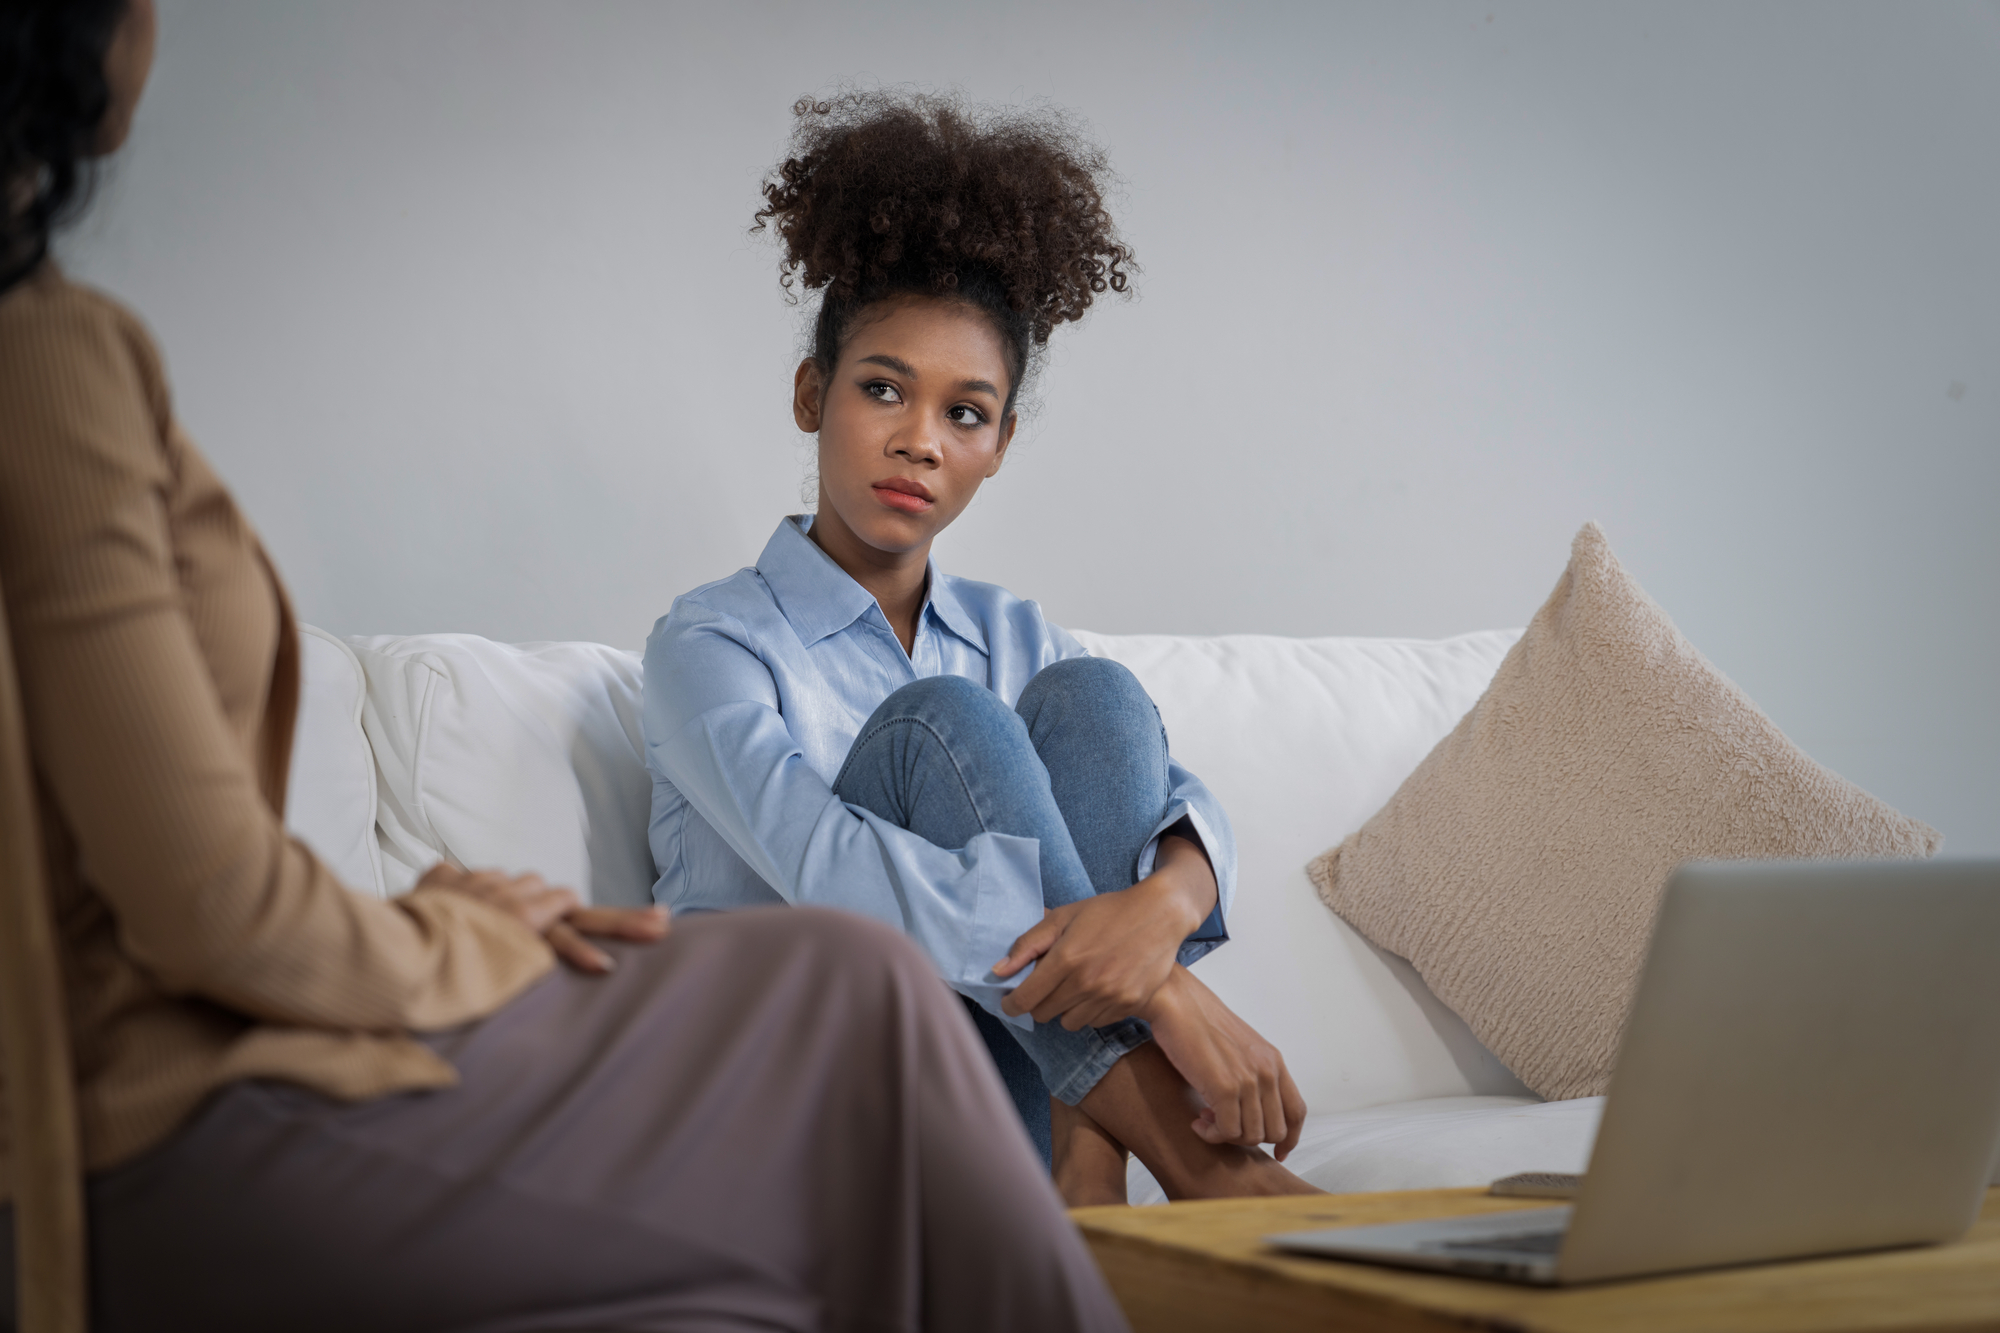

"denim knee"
[858,675,1039,772]
[836,673,1057,861]
[1016,655,1152,731]
[877,673,1020,731]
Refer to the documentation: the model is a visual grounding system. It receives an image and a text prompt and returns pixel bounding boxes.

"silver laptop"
[1267,858,2000,1285]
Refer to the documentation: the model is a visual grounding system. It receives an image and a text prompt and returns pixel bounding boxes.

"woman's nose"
[889,428,942,466]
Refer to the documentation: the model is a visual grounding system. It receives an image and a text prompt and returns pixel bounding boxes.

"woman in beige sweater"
[0,3,1127,1330]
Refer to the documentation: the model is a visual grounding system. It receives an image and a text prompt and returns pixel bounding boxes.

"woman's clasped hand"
[991,832,1306,1160]
[415,863,668,974]
[992,831,1215,1030]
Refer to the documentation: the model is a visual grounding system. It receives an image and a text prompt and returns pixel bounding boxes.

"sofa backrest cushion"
[1072,629,1530,1112]
[345,634,655,906]
[286,626,385,896]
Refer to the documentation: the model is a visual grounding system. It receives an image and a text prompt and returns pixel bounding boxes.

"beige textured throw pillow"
[1308,523,1941,1101]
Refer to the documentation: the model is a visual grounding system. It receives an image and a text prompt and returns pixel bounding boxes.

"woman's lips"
[873,480,934,513]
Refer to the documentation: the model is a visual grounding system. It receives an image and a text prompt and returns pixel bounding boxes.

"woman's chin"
[825,504,941,558]
[861,523,936,558]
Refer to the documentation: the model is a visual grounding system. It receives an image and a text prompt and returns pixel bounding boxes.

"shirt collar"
[757,515,988,656]
[757,516,878,647]
[922,569,988,655]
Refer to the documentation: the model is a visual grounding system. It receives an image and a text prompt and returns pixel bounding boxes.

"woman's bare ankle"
[1078,1044,1323,1201]
[1050,1097,1130,1208]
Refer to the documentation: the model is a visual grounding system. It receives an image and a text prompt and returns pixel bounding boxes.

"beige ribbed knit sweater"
[0,266,554,1202]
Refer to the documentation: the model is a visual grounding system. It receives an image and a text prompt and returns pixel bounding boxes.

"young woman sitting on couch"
[642,93,1318,1207]
[0,5,1128,1329]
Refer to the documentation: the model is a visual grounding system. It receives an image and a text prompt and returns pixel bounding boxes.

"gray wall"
[63,1,1999,853]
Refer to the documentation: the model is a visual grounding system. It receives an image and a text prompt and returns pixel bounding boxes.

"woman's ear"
[792,359,825,432]
[97,0,159,155]
[985,411,1018,478]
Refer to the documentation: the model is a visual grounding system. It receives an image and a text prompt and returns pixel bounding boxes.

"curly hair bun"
[754,90,1134,404]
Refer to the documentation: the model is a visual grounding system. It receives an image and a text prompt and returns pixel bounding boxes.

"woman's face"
[794,296,1017,564]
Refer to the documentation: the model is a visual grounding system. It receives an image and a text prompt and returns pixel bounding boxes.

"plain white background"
[61,1,1998,853]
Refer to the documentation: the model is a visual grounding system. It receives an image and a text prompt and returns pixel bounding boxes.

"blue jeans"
[832,656,1175,1167]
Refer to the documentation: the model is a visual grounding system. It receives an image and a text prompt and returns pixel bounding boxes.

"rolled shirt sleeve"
[1134,767,1236,966]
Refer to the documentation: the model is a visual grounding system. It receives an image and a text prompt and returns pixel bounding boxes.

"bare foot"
[1052,1097,1131,1208]
[1079,1044,1323,1200]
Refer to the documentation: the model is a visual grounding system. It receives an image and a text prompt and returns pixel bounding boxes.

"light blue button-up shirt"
[642,516,1235,1020]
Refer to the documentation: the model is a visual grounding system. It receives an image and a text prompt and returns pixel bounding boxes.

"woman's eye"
[947,404,988,427]
[862,380,903,404]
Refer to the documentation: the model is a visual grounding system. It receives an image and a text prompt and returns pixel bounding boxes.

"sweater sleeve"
[0,285,552,1033]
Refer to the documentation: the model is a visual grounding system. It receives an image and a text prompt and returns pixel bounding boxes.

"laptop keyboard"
[1436,1230,1566,1255]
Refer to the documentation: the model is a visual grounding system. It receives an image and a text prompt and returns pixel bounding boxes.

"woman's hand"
[1139,965,1307,1160]
[993,832,1217,1030]
[416,863,668,974]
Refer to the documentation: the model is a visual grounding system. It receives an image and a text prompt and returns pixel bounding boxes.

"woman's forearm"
[995,835,1221,1025]
[1140,832,1219,938]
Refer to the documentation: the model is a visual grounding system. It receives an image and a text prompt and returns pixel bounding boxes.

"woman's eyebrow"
[858,354,917,377]
[856,354,997,399]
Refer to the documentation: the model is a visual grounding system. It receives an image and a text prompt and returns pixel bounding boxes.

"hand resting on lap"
[418,863,669,973]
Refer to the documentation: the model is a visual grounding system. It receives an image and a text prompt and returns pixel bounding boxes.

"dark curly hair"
[1,0,126,296]
[753,91,1135,416]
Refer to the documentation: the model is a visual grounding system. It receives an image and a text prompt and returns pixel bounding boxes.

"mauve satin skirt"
[0,907,1128,1333]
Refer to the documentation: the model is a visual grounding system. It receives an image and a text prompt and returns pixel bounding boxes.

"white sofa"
[285,622,1606,1204]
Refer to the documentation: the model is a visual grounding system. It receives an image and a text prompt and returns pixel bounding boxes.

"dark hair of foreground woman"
[0,0,127,294]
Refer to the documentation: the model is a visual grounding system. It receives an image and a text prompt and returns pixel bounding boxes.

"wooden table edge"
[1069,1186,2000,1333]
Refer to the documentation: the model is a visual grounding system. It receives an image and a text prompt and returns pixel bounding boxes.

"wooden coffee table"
[1071,1187,2000,1332]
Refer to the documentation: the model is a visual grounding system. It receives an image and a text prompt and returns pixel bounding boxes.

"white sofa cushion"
[1289,1096,1604,1195]
[285,626,385,896]
[1132,1094,2000,1206]
[1070,630,1527,1114]
[1127,1095,1605,1205]
[345,634,654,906]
